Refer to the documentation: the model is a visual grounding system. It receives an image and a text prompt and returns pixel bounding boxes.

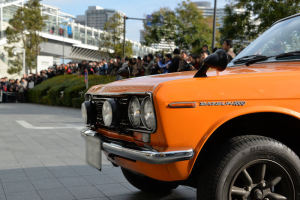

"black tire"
[121,167,178,194]
[197,135,300,200]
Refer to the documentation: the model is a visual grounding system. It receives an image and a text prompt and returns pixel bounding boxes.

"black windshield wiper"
[233,55,269,66]
[275,51,300,59]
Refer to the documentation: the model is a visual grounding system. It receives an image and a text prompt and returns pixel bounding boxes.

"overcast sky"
[42,0,228,42]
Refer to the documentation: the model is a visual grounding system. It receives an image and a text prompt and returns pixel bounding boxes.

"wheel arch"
[186,107,300,186]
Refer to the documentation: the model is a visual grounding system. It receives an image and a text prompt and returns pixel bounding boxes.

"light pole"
[212,0,217,51]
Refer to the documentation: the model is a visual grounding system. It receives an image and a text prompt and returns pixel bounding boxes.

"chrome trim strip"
[168,102,197,108]
[102,143,194,164]
[81,129,194,164]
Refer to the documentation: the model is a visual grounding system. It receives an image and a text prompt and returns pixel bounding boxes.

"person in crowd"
[151,55,162,75]
[222,39,236,61]
[192,55,201,70]
[158,54,172,74]
[99,59,108,75]
[143,54,155,76]
[201,44,211,55]
[178,51,193,72]
[169,48,181,73]
[136,56,144,76]
[107,59,114,75]
[117,57,130,80]
[213,47,219,53]
[131,58,140,77]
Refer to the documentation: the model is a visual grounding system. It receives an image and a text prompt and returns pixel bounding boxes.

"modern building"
[75,6,124,30]
[0,0,156,78]
[193,1,226,28]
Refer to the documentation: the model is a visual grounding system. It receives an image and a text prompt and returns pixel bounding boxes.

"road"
[0,103,196,200]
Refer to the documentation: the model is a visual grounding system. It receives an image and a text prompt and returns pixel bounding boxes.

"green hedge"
[27,75,115,108]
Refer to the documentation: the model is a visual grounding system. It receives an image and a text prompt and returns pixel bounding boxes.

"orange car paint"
[87,62,300,181]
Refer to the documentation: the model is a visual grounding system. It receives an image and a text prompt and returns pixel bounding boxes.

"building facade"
[75,6,124,30]
[193,1,225,28]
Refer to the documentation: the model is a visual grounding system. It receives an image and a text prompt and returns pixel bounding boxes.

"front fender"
[188,104,300,175]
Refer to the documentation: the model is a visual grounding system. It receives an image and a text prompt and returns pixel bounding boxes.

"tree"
[99,12,133,58]
[142,8,177,52]
[175,1,212,53]
[5,0,46,75]
[142,0,212,54]
[221,0,300,44]
[114,41,133,58]
[103,12,123,47]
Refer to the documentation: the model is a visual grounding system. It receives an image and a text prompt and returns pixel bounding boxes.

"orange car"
[82,14,300,200]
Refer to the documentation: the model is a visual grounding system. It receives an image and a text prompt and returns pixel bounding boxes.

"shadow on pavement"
[0,165,196,200]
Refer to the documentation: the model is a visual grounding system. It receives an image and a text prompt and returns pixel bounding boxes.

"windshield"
[230,15,300,66]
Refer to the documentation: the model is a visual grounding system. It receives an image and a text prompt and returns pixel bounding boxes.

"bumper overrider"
[81,129,194,165]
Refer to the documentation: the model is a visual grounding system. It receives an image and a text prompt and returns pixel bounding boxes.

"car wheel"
[197,135,300,200]
[121,167,178,194]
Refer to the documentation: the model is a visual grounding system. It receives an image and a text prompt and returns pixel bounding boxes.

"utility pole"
[122,16,127,58]
[62,26,65,64]
[212,0,217,51]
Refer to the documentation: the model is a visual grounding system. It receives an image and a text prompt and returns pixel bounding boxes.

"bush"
[27,75,115,108]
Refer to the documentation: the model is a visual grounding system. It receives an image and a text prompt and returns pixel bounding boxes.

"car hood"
[87,72,195,95]
[87,62,300,95]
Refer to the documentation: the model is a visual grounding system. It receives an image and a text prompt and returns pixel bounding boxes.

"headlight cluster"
[81,95,156,132]
[128,96,156,131]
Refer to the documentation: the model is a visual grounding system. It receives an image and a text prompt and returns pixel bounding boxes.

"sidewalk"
[0,103,196,200]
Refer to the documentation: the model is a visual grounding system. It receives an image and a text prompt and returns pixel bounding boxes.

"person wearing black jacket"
[169,48,181,73]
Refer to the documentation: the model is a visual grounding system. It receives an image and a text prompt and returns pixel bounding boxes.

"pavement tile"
[70,165,100,176]
[3,180,36,194]
[0,194,6,200]
[107,193,160,200]
[47,166,79,178]
[38,188,75,200]
[58,176,91,188]
[95,183,132,197]
[83,174,119,185]
[32,178,64,190]
[6,191,42,200]
[67,186,105,199]
[24,167,55,180]
[0,173,28,183]
[81,198,109,200]
[120,182,140,192]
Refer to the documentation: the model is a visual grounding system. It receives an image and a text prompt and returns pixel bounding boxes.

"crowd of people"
[0,39,236,103]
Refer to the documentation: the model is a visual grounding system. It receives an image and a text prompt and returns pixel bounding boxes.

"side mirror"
[194,49,229,78]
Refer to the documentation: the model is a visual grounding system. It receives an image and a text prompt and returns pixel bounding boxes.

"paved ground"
[0,103,196,200]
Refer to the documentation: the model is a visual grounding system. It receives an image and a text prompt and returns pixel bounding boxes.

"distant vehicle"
[82,14,300,200]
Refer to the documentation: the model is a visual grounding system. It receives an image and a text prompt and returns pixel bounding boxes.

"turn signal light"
[133,132,150,143]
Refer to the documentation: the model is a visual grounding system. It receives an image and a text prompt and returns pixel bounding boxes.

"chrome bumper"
[81,129,194,164]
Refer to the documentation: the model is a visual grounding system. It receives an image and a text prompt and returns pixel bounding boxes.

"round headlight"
[128,97,141,127]
[81,102,88,124]
[141,97,156,130]
[81,101,95,124]
[102,100,113,127]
